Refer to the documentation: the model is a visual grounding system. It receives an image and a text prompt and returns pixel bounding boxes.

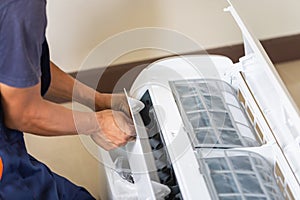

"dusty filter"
[170,79,260,149]
[198,149,284,200]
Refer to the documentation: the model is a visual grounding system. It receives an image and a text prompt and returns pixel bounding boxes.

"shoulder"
[0,0,47,37]
[0,0,47,19]
[0,0,47,88]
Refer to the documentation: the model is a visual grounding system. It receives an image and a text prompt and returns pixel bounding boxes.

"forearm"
[43,61,75,103]
[1,83,97,137]
[0,81,135,150]
[45,61,111,110]
[17,99,98,136]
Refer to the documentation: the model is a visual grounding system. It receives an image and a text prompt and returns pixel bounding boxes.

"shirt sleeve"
[0,0,47,88]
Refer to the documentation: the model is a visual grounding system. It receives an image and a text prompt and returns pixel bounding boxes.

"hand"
[95,93,129,115]
[95,93,144,117]
[111,93,131,116]
[111,94,145,117]
[91,110,135,150]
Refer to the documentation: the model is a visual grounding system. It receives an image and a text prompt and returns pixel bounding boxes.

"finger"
[117,112,133,124]
[127,124,136,137]
[124,121,136,137]
[128,97,145,114]
[103,130,130,147]
[123,131,136,143]
[113,139,128,147]
[128,136,136,142]
[121,101,131,118]
[111,93,130,114]
[121,114,136,136]
[113,111,136,136]
[91,133,117,151]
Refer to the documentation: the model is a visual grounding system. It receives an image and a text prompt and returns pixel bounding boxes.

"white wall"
[46,0,300,72]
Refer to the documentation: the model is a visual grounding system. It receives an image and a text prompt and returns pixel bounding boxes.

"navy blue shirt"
[0,1,94,199]
[0,0,47,88]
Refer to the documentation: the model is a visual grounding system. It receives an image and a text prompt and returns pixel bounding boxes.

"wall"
[46,0,300,72]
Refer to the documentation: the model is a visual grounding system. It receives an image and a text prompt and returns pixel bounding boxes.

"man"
[0,0,135,199]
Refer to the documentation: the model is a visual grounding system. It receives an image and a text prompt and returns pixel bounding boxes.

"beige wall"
[25,1,300,199]
[46,0,300,72]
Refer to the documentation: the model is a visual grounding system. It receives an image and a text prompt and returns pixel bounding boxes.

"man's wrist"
[95,93,111,111]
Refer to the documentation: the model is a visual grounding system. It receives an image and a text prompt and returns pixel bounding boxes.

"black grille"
[140,91,183,200]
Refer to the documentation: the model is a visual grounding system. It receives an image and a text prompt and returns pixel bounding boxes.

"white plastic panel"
[124,90,158,200]
[226,0,300,186]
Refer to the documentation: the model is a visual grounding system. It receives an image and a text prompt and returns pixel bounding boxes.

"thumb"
[128,97,145,114]
[123,115,136,137]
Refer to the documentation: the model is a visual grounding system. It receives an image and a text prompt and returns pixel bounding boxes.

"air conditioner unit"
[99,1,300,199]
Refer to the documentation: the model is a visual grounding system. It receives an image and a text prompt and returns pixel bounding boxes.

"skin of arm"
[0,62,135,150]
[45,61,111,111]
[45,62,129,114]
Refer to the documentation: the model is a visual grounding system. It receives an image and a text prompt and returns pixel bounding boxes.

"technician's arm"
[45,61,114,111]
[0,83,134,150]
